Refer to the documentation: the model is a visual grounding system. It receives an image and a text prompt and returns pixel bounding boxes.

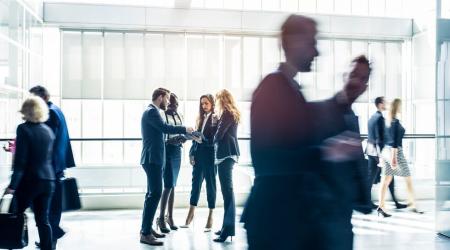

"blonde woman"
[4,96,56,250]
[377,98,423,217]
[212,89,240,243]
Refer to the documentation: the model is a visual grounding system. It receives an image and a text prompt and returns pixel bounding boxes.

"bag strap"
[0,193,4,209]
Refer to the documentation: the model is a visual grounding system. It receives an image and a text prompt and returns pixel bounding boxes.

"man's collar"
[278,62,298,80]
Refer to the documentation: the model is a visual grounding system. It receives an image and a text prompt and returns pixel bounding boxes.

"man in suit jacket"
[30,85,76,248]
[139,88,193,246]
[243,15,370,250]
[367,97,406,209]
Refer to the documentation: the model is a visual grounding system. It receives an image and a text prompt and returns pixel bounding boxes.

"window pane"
[82,32,102,98]
[224,0,242,9]
[298,0,316,13]
[316,0,333,14]
[262,0,280,11]
[103,141,123,165]
[385,43,402,100]
[103,100,123,137]
[369,42,386,100]
[244,0,261,10]
[205,0,222,8]
[124,33,145,99]
[369,0,385,16]
[352,0,369,15]
[61,100,82,138]
[385,0,403,17]
[82,100,102,137]
[243,37,261,99]
[334,0,351,15]
[281,0,298,12]
[124,100,146,138]
[224,36,242,96]
[62,32,82,98]
[262,37,281,76]
[204,35,222,94]
[165,34,185,96]
[104,33,125,99]
[316,40,333,99]
[187,35,205,100]
[145,34,165,100]
[334,40,351,94]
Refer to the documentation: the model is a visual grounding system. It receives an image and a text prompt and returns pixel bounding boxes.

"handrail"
[0,134,436,142]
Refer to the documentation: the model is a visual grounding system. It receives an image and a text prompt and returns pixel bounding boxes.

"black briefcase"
[61,178,82,212]
[0,195,28,249]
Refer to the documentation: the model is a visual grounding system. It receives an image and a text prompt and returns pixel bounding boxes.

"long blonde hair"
[216,89,240,123]
[389,98,402,121]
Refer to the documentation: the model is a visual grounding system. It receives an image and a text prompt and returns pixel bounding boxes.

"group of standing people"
[139,88,240,246]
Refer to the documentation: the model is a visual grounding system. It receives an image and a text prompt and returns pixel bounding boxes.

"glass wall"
[60,30,414,167]
[0,0,43,181]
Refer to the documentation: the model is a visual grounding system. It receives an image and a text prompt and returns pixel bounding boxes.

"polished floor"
[22,201,449,250]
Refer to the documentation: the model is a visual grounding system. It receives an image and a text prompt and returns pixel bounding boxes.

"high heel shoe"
[377,207,392,218]
[156,217,170,233]
[213,235,233,243]
[165,215,178,230]
[410,208,424,214]
[214,230,221,236]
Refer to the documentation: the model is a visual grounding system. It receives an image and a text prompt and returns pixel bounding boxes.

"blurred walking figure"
[4,96,56,250]
[182,94,218,231]
[377,98,424,217]
[30,85,76,249]
[157,93,186,233]
[242,14,370,250]
[366,96,406,210]
[213,89,240,243]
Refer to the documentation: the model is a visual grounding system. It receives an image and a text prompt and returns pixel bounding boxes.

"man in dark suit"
[139,88,193,246]
[30,85,76,248]
[367,97,406,209]
[243,15,370,250]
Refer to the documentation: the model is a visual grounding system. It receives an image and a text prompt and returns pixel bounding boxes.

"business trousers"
[49,177,65,240]
[141,163,163,235]
[368,156,399,204]
[190,147,217,209]
[15,179,55,250]
[245,175,353,250]
[217,158,236,237]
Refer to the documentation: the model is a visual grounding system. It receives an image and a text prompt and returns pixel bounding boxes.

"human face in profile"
[159,94,170,110]
[284,24,319,72]
[201,97,212,113]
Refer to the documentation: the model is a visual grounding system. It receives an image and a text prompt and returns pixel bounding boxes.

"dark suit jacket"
[243,63,352,233]
[46,102,75,176]
[367,111,385,151]
[9,122,56,190]
[249,64,348,177]
[214,110,240,160]
[189,114,217,157]
[140,104,186,166]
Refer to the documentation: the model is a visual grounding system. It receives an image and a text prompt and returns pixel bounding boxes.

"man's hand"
[190,156,195,166]
[186,127,194,134]
[341,56,371,105]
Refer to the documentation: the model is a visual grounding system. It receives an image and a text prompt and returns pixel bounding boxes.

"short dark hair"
[152,88,170,101]
[352,55,371,69]
[29,85,50,100]
[374,96,385,107]
[281,15,317,51]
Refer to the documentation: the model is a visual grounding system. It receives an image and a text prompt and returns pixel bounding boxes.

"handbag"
[0,194,28,249]
[61,178,82,212]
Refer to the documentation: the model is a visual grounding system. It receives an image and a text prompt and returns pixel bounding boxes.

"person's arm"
[390,120,400,168]
[146,108,187,134]
[8,126,29,190]
[375,116,385,150]
[213,111,233,144]
[45,109,60,135]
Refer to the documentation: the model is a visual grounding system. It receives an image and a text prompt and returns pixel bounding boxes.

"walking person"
[30,85,76,249]
[4,96,57,250]
[367,96,406,209]
[377,98,424,217]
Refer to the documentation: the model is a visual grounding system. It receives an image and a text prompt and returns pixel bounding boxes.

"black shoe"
[410,208,424,214]
[214,230,221,236]
[377,207,392,218]
[165,216,178,230]
[395,203,407,209]
[213,235,233,243]
[371,203,378,209]
[156,217,171,233]
[35,241,57,250]
[151,229,166,238]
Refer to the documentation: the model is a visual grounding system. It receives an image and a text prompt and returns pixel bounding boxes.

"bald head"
[280,15,319,72]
